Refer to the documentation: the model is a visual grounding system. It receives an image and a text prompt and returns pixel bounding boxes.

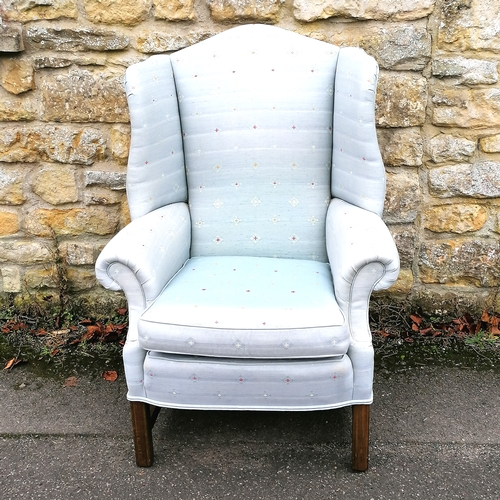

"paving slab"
[1,359,500,499]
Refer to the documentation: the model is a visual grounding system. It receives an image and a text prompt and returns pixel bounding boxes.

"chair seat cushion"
[138,256,349,358]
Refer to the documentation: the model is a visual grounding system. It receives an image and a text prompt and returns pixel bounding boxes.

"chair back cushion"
[171,25,339,261]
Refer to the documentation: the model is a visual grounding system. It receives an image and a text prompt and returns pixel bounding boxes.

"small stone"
[438,0,500,52]
[0,240,53,264]
[135,30,214,53]
[376,72,427,128]
[40,69,128,123]
[0,59,35,95]
[67,268,97,291]
[59,241,102,265]
[0,211,19,236]
[32,165,78,205]
[83,0,151,25]
[0,126,106,165]
[429,162,500,199]
[26,26,130,52]
[25,207,121,237]
[110,127,130,164]
[432,87,500,128]
[419,240,500,287]
[3,0,78,21]
[330,25,431,71]
[479,134,500,153]
[424,205,488,233]
[390,226,417,268]
[377,128,423,167]
[0,94,37,122]
[85,171,126,190]
[0,168,25,205]
[293,0,435,22]
[153,0,195,20]
[384,171,420,223]
[432,56,498,86]
[209,0,283,22]
[426,135,476,163]
[1,266,21,293]
[0,24,24,52]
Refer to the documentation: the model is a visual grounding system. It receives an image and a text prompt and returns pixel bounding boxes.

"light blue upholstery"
[95,25,400,468]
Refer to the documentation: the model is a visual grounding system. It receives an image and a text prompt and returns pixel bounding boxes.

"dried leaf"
[481,311,490,322]
[63,376,78,388]
[102,370,118,382]
[4,357,27,370]
[116,307,127,316]
[410,314,422,326]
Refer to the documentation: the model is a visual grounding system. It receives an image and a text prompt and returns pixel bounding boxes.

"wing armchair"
[96,24,400,471]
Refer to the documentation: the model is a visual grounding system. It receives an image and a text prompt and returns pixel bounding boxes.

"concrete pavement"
[1,355,500,499]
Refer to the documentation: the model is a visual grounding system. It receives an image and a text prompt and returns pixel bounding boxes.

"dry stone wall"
[0,0,499,316]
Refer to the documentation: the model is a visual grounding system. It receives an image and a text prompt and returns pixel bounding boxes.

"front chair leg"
[352,404,370,472]
[130,401,154,467]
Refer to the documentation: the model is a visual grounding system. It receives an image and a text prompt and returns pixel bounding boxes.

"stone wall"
[0,0,499,316]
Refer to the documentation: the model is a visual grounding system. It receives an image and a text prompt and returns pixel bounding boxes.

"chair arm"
[95,202,191,314]
[326,198,400,342]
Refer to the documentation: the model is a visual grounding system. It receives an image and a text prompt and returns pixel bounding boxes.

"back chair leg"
[130,401,155,467]
[352,404,370,472]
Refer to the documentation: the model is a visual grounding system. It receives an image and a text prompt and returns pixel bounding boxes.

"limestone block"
[67,268,97,291]
[479,134,500,153]
[3,0,77,21]
[0,59,35,95]
[60,242,97,265]
[390,225,416,268]
[432,87,500,128]
[26,26,129,52]
[330,25,431,71]
[83,0,151,25]
[40,69,128,123]
[0,168,25,205]
[135,30,213,53]
[0,126,106,165]
[424,205,488,234]
[432,57,498,86]
[84,188,123,205]
[26,207,120,237]
[429,162,500,199]
[376,72,427,128]
[1,266,21,293]
[154,0,195,20]
[0,92,37,121]
[0,24,24,52]
[293,0,435,22]
[383,170,420,223]
[387,269,413,295]
[419,239,500,287]
[85,171,126,190]
[438,0,500,52]
[426,135,476,163]
[110,127,130,164]
[24,267,56,289]
[0,211,19,236]
[209,0,283,22]
[377,128,423,167]
[32,165,78,205]
[0,239,53,264]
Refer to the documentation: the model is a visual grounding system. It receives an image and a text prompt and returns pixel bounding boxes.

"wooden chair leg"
[352,404,370,472]
[130,401,154,467]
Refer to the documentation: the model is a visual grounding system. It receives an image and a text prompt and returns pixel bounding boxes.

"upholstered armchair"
[96,24,399,471]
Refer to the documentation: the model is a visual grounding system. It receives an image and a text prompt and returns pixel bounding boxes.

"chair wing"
[332,47,386,217]
[125,54,187,220]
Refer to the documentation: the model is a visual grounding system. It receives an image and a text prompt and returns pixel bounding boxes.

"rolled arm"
[326,198,399,342]
[95,202,191,312]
